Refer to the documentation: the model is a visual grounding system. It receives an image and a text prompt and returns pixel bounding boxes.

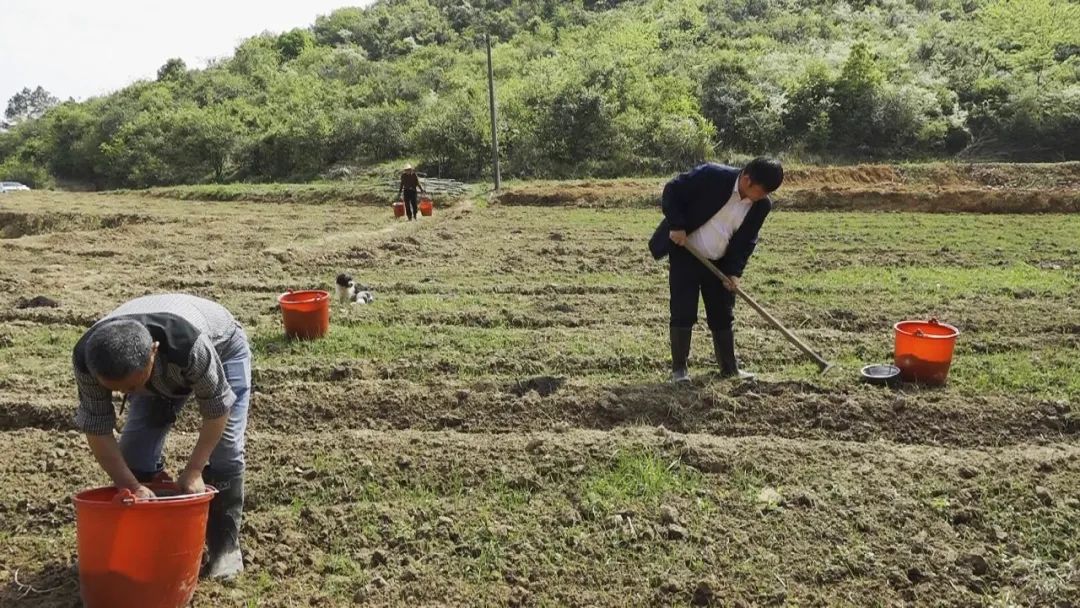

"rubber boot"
[670,327,692,383]
[202,470,244,579]
[713,329,755,380]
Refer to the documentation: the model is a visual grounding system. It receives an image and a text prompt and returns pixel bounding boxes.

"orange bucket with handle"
[278,290,330,340]
[75,483,217,608]
[392,201,405,218]
[894,318,960,385]
[419,197,433,217]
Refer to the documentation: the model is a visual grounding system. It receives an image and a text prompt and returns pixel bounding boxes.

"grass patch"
[953,348,1080,398]
[251,322,661,379]
[810,264,1076,299]
[244,571,277,608]
[0,326,83,384]
[579,449,705,517]
[135,182,389,205]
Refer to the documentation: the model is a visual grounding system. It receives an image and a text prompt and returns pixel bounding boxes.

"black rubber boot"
[713,329,755,380]
[202,470,244,579]
[670,327,692,383]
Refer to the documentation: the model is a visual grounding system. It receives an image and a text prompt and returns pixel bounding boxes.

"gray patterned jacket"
[72,294,242,435]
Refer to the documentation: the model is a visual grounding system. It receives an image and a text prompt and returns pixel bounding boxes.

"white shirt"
[686,179,753,260]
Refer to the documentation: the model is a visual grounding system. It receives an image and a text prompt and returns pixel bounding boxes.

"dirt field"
[1,165,1078,606]
[496,162,1080,213]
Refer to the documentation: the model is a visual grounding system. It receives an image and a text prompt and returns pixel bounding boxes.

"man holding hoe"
[72,293,250,579]
[649,157,785,382]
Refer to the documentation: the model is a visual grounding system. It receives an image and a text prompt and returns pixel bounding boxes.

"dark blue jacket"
[648,163,771,277]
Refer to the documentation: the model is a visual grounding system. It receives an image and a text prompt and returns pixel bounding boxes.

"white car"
[0,182,31,192]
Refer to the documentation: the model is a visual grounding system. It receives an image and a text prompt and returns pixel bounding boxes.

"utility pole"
[485,33,501,191]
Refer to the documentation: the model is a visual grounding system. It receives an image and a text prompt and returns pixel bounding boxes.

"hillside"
[0,0,1078,188]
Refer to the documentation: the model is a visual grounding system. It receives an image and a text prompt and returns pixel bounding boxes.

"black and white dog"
[335,273,375,305]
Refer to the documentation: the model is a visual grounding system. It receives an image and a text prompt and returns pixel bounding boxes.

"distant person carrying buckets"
[71,294,251,579]
[398,164,426,221]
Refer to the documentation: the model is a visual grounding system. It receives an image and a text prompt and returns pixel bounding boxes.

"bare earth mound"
[495,162,1080,213]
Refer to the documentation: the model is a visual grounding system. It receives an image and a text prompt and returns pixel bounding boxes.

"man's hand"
[669,230,688,247]
[87,433,152,498]
[721,275,740,292]
[177,468,206,495]
[179,414,227,495]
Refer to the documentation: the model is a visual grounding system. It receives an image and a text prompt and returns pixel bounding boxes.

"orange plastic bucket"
[74,483,216,608]
[419,199,433,217]
[894,319,960,385]
[393,201,405,218]
[278,290,330,340]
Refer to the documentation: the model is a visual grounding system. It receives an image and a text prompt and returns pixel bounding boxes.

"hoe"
[684,243,834,375]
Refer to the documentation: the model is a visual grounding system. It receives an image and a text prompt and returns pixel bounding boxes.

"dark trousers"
[403,189,419,219]
[669,246,735,332]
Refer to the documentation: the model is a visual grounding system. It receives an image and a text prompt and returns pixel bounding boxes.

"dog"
[335,273,375,305]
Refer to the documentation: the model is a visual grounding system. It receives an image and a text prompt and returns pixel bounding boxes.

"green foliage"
[274,29,316,62]
[313,1,453,61]
[40,102,101,183]
[2,0,1077,188]
[831,43,884,147]
[333,104,411,163]
[156,58,187,82]
[408,90,488,178]
[0,157,51,188]
[4,86,59,124]
[972,0,1080,77]
[937,0,1080,158]
[700,56,785,152]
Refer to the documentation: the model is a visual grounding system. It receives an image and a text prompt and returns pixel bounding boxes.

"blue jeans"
[119,328,251,478]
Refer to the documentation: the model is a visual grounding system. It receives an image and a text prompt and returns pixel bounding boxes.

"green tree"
[40,102,101,183]
[784,63,835,151]
[2,0,1078,185]
[312,7,367,47]
[168,105,245,182]
[157,58,188,82]
[973,0,1080,82]
[643,113,715,171]
[274,29,316,62]
[0,157,51,188]
[829,42,884,151]
[532,84,621,175]
[5,86,60,124]
[229,35,280,86]
[408,91,487,178]
[333,104,410,163]
[98,112,171,187]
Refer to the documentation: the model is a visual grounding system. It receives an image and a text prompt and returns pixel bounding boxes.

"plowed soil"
[1,164,1078,606]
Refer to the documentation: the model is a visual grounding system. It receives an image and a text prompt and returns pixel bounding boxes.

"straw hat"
[403,164,414,171]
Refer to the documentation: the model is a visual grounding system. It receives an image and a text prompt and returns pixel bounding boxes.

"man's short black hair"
[85,319,153,380]
[743,157,784,192]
